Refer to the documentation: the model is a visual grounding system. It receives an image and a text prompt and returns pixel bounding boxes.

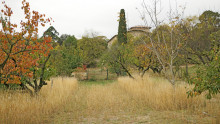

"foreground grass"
[0,77,78,124]
[44,75,220,124]
[0,75,219,123]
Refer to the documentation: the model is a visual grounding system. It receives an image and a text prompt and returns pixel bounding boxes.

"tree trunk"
[141,66,150,78]
[170,58,176,87]
[185,61,188,76]
[36,54,51,93]
[20,82,34,96]
[119,61,134,79]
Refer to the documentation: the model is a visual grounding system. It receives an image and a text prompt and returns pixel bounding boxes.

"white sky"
[0,0,220,39]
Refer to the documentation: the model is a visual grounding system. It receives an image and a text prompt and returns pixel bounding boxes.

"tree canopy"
[0,0,53,94]
[78,35,107,67]
[118,9,127,44]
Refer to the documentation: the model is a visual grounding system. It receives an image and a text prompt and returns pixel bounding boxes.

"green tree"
[100,48,124,77]
[187,30,220,99]
[58,34,71,46]
[118,9,127,44]
[63,35,77,48]
[186,10,220,65]
[101,44,134,78]
[43,26,60,47]
[50,35,82,76]
[77,35,107,67]
[43,26,60,41]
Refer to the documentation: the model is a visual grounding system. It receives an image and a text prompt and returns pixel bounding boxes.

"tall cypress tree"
[118,9,127,44]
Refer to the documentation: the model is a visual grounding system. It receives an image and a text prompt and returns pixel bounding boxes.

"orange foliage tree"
[133,44,162,77]
[0,0,53,94]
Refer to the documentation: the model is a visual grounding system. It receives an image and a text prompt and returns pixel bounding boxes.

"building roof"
[107,35,117,43]
[129,26,151,30]
[107,26,151,44]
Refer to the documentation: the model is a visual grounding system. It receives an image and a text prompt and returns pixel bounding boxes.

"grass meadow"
[0,74,219,124]
[0,77,78,124]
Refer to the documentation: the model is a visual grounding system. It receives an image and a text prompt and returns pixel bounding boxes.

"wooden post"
[106,69,109,80]
[87,69,89,80]
[51,79,53,89]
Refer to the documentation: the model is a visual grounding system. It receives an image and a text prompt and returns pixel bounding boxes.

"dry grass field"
[0,77,78,124]
[46,75,220,124]
[0,75,219,124]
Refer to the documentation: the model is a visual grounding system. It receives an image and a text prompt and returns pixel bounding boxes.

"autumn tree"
[132,42,162,77]
[118,9,127,44]
[0,0,53,94]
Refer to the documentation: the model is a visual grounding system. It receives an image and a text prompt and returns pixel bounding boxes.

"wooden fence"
[71,68,117,81]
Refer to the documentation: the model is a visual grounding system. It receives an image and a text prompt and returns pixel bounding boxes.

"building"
[107,26,151,48]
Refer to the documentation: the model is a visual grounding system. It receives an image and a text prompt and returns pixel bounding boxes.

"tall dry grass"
[0,75,219,123]
[117,74,220,120]
[0,77,78,124]
[52,74,219,123]
[117,75,207,110]
[59,82,140,123]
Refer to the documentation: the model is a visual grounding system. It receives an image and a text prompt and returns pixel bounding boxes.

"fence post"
[106,69,108,80]
[51,79,53,89]
[87,69,89,80]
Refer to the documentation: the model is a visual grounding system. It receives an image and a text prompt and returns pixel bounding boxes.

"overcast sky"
[1,0,220,39]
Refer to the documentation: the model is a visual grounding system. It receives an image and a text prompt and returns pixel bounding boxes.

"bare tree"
[139,0,187,89]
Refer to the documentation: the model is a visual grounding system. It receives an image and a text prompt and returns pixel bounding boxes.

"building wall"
[107,28,149,48]
[107,36,117,48]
